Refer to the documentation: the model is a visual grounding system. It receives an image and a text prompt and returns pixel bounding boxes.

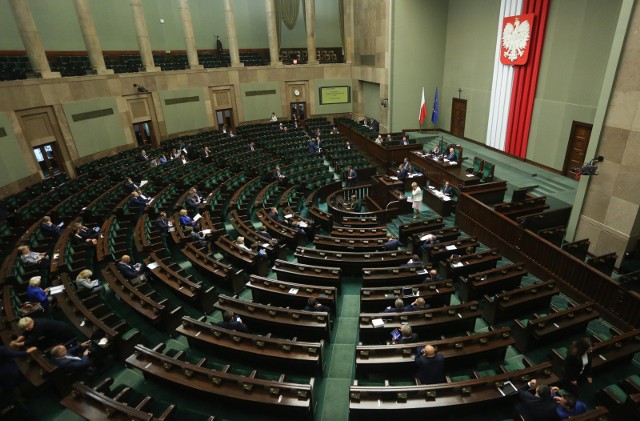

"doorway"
[133,121,156,147]
[33,143,62,178]
[291,102,306,122]
[450,98,467,138]
[563,121,592,177]
[216,109,235,131]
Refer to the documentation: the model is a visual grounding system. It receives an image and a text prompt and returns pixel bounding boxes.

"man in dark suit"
[445,147,457,161]
[268,207,285,224]
[115,255,147,280]
[50,342,94,374]
[393,324,419,344]
[199,146,211,160]
[217,311,248,332]
[307,138,318,153]
[40,215,63,237]
[138,150,149,162]
[515,379,558,421]
[257,225,272,240]
[441,181,454,196]
[186,190,204,212]
[404,297,430,311]
[304,297,330,313]
[13,317,76,349]
[384,298,405,313]
[424,269,440,282]
[346,166,357,187]
[155,211,172,238]
[247,142,256,152]
[381,234,402,251]
[415,345,445,385]
[124,177,139,191]
[129,191,149,214]
[403,255,423,266]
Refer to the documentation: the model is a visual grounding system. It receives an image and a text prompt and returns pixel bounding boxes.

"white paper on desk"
[445,245,457,250]
[420,235,429,241]
[288,288,299,294]
[140,180,149,187]
[389,176,398,180]
[428,185,436,190]
[262,243,271,248]
[406,197,413,203]
[193,213,202,222]
[168,227,176,232]
[298,221,308,228]
[147,262,159,270]
[466,174,475,178]
[57,222,64,228]
[200,229,212,235]
[452,262,464,268]
[416,269,428,275]
[371,318,385,328]
[53,253,60,260]
[49,285,65,295]
[449,161,457,165]
[443,197,452,202]
[284,214,293,219]
[443,158,449,162]
[98,338,109,346]
[408,174,415,178]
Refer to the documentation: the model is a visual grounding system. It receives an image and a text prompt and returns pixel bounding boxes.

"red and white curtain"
[486,0,550,158]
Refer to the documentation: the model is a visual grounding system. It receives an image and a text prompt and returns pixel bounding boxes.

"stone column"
[223,0,243,67]
[265,0,281,66]
[129,0,160,72]
[72,0,113,75]
[7,0,59,78]
[343,0,354,64]
[178,0,203,70]
[304,0,318,64]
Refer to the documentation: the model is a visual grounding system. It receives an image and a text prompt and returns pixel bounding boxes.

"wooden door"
[563,121,592,177]
[215,109,235,131]
[450,98,467,138]
[291,102,306,122]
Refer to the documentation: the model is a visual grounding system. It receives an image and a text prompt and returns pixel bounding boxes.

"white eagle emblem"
[502,18,531,62]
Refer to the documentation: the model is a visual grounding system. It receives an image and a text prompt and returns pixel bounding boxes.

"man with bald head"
[415,344,445,384]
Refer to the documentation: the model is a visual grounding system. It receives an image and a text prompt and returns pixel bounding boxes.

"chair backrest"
[472,157,484,174]
[482,162,495,181]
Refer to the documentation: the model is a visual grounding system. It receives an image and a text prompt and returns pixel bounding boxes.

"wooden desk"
[272,259,342,288]
[247,274,336,311]
[422,186,454,217]
[360,279,454,312]
[442,249,502,281]
[126,344,314,416]
[513,302,599,352]
[349,362,557,418]
[295,247,414,275]
[458,261,526,301]
[359,302,480,344]
[214,294,331,341]
[361,264,433,287]
[355,327,515,378]
[177,316,325,375]
[482,280,559,325]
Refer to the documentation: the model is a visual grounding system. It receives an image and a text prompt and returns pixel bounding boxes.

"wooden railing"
[456,191,640,328]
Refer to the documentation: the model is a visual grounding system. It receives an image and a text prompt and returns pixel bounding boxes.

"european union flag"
[431,87,439,125]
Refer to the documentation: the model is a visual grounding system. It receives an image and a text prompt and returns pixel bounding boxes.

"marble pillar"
[7,0,60,78]
[72,0,113,75]
[178,0,203,70]
[129,0,160,72]
[223,0,243,67]
[304,0,318,64]
[265,0,281,66]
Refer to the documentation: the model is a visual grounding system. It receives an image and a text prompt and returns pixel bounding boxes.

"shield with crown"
[500,13,535,65]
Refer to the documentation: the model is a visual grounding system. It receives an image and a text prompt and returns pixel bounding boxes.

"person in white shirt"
[236,236,250,251]
[374,135,383,145]
[411,182,423,219]
[270,112,278,122]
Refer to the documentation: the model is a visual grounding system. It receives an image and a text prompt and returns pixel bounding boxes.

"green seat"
[627,374,640,389]
[475,369,497,378]
[604,384,627,403]
[450,375,471,382]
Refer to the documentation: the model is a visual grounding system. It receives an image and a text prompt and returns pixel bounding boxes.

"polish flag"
[419,87,427,125]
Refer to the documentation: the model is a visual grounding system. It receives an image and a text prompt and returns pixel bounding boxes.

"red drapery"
[504,0,550,158]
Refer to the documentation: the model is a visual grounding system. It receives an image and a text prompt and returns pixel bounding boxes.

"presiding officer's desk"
[410,151,480,187]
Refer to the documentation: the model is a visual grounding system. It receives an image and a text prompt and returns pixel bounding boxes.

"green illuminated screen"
[319,86,351,105]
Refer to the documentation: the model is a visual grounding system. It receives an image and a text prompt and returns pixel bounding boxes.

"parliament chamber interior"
[1,0,640,420]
